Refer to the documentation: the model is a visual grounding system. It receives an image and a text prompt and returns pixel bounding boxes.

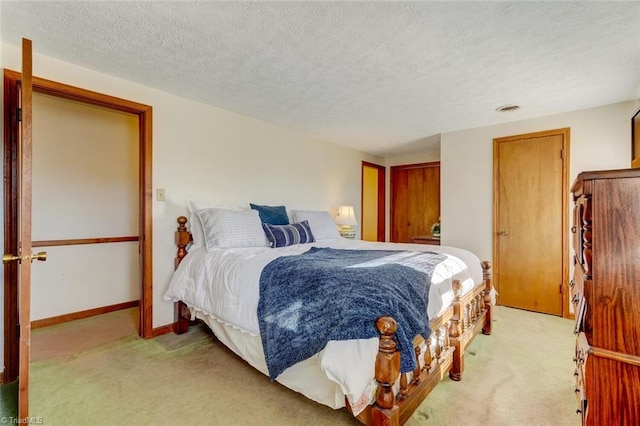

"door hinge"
[16,323,20,338]
[560,283,564,294]
[560,149,565,160]
[16,107,22,122]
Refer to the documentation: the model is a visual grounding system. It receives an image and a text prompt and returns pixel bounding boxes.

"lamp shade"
[335,205,358,226]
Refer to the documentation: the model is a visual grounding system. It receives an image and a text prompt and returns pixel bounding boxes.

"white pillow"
[290,210,341,240]
[187,198,245,248]
[195,208,269,250]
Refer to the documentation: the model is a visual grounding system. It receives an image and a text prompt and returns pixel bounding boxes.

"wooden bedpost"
[371,316,400,426]
[449,280,464,381]
[481,261,492,335]
[175,216,192,334]
[175,216,189,268]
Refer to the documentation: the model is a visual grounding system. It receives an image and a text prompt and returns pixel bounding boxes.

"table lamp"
[335,205,358,239]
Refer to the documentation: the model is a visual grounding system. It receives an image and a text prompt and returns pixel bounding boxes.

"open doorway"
[361,161,385,242]
[29,91,140,332]
[2,70,153,385]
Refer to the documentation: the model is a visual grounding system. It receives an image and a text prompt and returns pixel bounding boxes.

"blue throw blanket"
[258,247,446,380]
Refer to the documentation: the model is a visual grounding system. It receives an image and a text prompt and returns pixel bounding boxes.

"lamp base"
[339,226,356,239]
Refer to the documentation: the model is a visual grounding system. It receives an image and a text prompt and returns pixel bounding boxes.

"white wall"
[440,101,640,264]
[0,43,382,359]
[385,149,440,167]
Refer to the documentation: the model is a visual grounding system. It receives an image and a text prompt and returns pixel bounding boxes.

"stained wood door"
[3,38,39,419]
[391,162,440,243]
[494,129,569,316]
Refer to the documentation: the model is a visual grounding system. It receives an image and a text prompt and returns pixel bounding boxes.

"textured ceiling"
[2,1,639,156]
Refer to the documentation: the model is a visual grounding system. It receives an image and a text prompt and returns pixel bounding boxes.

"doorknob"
[3,253,21,263]
[32,251,47,262]
[3,251,47,264]
[498,230,509,236]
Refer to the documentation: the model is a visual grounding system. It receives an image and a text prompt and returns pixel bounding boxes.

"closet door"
[391,162,440,243]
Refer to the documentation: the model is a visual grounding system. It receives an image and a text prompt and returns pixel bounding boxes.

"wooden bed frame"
[172,216,492,425]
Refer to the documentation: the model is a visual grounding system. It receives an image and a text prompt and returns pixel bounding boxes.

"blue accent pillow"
[262,220,316,248]
[250,203,290,225]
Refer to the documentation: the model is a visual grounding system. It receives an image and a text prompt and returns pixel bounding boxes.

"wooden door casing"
[493,128,570,317]
[391,162,440,243]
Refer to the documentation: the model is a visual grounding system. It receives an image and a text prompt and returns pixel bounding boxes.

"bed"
[165,207,492,425]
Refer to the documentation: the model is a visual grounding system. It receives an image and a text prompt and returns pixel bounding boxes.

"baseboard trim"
[151,323,176,338]
[31,300,139,329]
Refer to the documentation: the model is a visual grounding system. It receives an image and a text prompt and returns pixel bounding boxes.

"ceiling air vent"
[496,104,521,112]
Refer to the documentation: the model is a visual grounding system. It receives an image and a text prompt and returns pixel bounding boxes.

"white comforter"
[163,239,482,413]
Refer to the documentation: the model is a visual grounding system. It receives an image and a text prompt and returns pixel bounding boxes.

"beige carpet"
[26,306,579,425]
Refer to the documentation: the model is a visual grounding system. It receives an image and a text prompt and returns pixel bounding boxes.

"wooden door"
[361,162,385,242]
[494,129,569,316]
[2,38,42,419]
[391,162,440,243]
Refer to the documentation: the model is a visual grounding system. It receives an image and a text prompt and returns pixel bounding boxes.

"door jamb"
[492,128,570,318]
[3,69,154,381]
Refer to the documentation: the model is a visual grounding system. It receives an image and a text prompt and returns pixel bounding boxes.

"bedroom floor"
[25,306,579,425]
[32,307,139,362]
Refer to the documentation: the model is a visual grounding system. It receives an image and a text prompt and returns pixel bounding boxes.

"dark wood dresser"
[571,168,640,425]
[411,235,441,246]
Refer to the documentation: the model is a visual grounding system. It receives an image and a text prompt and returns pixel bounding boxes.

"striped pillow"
[262,220,316,248]
[196,208,269,250]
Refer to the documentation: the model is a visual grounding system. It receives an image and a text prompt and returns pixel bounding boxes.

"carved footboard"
[369,309,454,425]
[356,263,492,425]
[351,308,455,425]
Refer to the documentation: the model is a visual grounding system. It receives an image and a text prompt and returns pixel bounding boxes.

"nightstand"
[411,235,441,245]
